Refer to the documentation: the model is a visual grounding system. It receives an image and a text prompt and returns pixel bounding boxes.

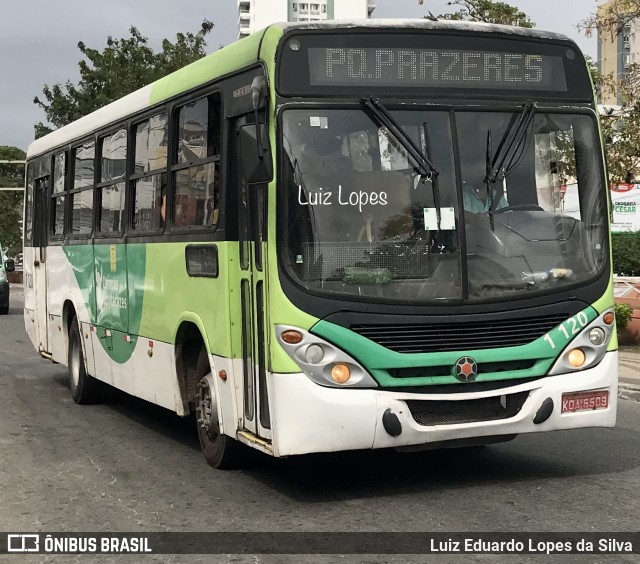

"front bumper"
[269,351,618,457]
[0,282,9,308]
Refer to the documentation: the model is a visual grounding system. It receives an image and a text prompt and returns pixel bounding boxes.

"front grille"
[388,359,537,379]
[351,314,568,353]
[406,391,529,426]
[386,377,543,395]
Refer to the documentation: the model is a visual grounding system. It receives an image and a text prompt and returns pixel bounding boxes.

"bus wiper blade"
[362,97,442,229]
[485,129,494,231]
[484,100,537,231]
[423,120,443,239]
[362,98,439,179]
[487,100,537,184]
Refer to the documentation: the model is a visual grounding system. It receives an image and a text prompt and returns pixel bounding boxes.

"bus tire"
[194,347,245,469]
[0,306,8,315]
[68,317,102,404]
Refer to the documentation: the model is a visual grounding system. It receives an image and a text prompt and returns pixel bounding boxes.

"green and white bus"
[24,20,617,468]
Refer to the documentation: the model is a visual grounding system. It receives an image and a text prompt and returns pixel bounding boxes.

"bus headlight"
[567,348,586,368]
[331,363,351,384]
[276,325,378,388]
[305,344,325,364]
[548,309,614,375]
[588,327,606,345]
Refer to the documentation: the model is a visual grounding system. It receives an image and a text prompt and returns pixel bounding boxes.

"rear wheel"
[68,317,102,404]
[194,346,245,469]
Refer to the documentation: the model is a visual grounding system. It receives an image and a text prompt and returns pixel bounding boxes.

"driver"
[303,134,351,173]
[462,180,508,216]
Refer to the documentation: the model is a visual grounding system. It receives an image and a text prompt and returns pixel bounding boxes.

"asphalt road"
[1,291,639,564]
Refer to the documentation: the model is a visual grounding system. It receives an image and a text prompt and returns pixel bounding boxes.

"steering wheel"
[494,204,544,213]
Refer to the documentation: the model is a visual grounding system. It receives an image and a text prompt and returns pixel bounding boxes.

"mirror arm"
[251,76,268,160]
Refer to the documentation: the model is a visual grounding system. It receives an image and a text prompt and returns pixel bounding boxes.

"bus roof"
[27,27,274,159]
[275,18,573,44]
[27,19,575,159]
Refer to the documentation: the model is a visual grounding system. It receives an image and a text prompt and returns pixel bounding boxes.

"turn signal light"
[331,363,351,384]
[281,330,303,344]
[603,312,615,325]
[567,348,586,368]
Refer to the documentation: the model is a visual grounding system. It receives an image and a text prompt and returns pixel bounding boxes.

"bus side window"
[51,152,67,239]
[131,113,168,231]
[70,140,95,236]
[171,92,222,228]
[98,128,127,234]
[25,163,35,247]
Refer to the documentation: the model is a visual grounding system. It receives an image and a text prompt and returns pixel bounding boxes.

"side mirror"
[239,123,273,184]
[4,259,15,273]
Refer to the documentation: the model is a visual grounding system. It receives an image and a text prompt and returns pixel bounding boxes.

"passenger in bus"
[205,196,218,226]
[158,183,167,228]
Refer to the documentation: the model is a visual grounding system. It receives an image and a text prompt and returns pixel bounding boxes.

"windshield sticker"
[298,184,388,212]
[310,116,329,129]
[424,207,456,230]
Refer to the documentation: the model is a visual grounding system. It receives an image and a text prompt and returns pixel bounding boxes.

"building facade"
[597,0,634,104]
[238,0,376,39]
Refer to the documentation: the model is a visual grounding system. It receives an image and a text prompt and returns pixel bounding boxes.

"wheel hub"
[196,375,219,439]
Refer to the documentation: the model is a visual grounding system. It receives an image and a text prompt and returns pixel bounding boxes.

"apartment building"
[238,0,376,38]
[597,0,635,104]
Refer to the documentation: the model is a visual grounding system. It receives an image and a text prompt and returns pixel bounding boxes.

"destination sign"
[307,47,567,91]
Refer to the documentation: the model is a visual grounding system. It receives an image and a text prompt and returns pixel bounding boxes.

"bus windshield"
[281,108,607,303]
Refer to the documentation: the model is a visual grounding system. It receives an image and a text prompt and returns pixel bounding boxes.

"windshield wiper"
[362,98,443,231]
[423,120,442,236]
[484,129,494,230]
[484,100,537,230]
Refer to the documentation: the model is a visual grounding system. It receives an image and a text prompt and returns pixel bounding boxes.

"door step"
[237,430,273,455]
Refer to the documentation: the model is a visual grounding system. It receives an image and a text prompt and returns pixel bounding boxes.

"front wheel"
[194,347,245,469]
[68,317,102,404]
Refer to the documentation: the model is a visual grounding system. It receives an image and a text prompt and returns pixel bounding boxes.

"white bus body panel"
[45,247,93,363]
[23,247,40,351]
[268,351,618,457]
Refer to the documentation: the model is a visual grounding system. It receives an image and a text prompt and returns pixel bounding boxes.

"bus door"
[32,176,50,353]
[234,115,271,439]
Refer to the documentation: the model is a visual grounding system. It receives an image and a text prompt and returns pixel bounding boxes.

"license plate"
[561,390,609,413]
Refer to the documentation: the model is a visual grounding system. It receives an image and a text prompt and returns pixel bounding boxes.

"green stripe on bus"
[311,306,599,387]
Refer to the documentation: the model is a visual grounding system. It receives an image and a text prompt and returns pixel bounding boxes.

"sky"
[0,0,603,151]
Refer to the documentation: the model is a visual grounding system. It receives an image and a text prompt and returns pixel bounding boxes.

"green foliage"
[578,4,640,183]
[0,146,26,256]
[585,56,603,98]
[615,303,634,333]
[437,0,535,27]
[597,67,640,183]
[612,232,640,276]
[579,0,640,39]
[34,20,214,131]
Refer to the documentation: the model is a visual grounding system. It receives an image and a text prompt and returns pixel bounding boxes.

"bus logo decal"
[453,357,478,383]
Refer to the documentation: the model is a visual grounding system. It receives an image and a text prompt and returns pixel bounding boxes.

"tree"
[577,3,640,182]
[579,0,640,38]
[34,20,214,135]
[427,0,535,27]
[0,146,26,256]
[611,232,640,275]
[598,70,640,183]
